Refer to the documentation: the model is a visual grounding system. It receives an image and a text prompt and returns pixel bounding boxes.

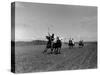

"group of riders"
[43,33,84,54]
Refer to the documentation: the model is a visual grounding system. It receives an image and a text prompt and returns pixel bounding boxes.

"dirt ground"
[15,42,97,73]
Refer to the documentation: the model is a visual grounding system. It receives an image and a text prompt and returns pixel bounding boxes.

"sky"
[12,2,97,42]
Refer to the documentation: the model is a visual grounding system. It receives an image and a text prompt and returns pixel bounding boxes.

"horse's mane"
[46,36,50,40]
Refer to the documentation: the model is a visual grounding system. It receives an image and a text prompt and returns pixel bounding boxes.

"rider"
[72,38,75,45]
[79,40,83,44]
[51,33,55,41]
[43,33,55,53]
[79,40,84,47]
[48,33,54,40]
[47,33,55,46]
[56,37,61,44]
[69,38,75,47]
[69,38,72,44]
[51,33,55,49]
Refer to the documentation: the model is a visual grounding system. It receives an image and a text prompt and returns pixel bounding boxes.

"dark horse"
[68,39,75,48]
[53,37,62,54]
[79,40,84,48]
[43,35,62,54]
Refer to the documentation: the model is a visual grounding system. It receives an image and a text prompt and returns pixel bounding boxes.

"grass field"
[15,42,97,73]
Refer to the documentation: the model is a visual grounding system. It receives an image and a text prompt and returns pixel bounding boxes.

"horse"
[79,40,84,48]
[68,39,75,48]
[43,36,62,54]
[53,37,62,54]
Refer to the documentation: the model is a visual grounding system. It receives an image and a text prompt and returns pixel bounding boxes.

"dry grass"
[15,42,97,73]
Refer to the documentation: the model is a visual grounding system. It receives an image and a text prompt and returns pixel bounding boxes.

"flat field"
[15,42,97,73]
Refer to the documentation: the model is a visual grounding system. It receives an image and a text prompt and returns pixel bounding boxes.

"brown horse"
[68,39,75,48]
[43,36,62,54]
[79,40,84,48]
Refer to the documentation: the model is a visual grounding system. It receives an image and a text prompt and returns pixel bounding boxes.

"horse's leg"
[82,44,84,47]
[57,48,59,54]
[72,45,73,48]
[68,45,70,49]
[70,46,72,49]
[54,48,56,54]
[69,46,71,49]
[55,48,59,54]
[50,48,53,54]
[72,44,74,48]
[56,48,58,54]
[54,48,56,53]
[57,48,60,54]
[58,48,61,54]
[43,48,48,53]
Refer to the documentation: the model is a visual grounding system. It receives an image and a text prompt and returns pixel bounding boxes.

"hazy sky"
[13,2,97,42]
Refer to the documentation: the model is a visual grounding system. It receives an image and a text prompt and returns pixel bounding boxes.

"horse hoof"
[59,52,61,54]
[42,51,46,53]
[50,52,53,54]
